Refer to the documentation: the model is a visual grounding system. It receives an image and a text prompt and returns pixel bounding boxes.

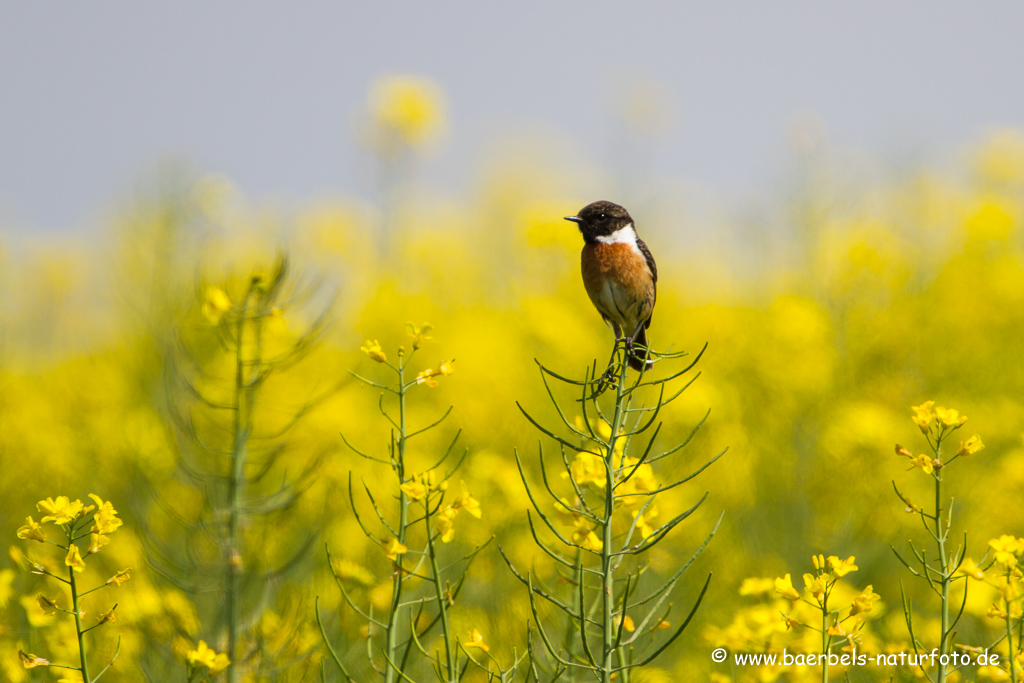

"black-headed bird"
[565,200,657,372]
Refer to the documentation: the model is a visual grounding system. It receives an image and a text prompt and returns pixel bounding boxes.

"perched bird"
[565,201,657,372]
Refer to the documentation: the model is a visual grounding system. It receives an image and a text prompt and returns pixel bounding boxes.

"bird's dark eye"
[598,213,607,220]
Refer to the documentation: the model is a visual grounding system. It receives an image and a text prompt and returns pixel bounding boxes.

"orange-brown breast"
[581,242,656,332]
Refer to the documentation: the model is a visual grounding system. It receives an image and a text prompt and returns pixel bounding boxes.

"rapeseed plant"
[506,342,724,682]
[777,554,879,682]
[362,75,445,258]
[706,557,883,683]
[892,402,985,682]
[965,534,1024,682]
[15,495,127,681]
[146,256,333,682]
[319,325,501,682]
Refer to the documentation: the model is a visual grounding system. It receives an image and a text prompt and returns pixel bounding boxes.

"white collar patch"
[595,224,640,252]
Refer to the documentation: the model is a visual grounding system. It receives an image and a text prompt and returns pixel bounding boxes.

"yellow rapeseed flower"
[383,537,408,561]
[88,533,110,554]
[634,509,656,539]
[989,535,1024,566]
[464,628,490,652]
[37,496,84,525]
[774,573,800,601]
[415,361,454,386]
[911,401,936,432]
[107,568,131,586]
[803,573,827,601]
[18,650,49,668]
[571,516,603,551]
[16,516,46,543]
[414,368,439,387]
[911,454,934,474]
[622,615,635,632]
[935,406,967,428]
[618,456,657,499]
[581,531,603,552]
[209,653,231,676]
[36,594,59,615]
[828,555,858,577]
[406,321,433,350]
[65,544,86,573]
[849,585,880,616]
[436,507,457,543]
[400,481,427,502]
[826,624,846,637]
[89,493,123,535]
[453,481,481,518]
[370,76,444,148]
[187,640,216,667]
[360,339,387,363]
[88,493,121,528]
[958,434,984,456]
[568,452,606,488]
[957,557,985,580]
[983,606,1007,622]
[202,286,232,324]
[188,640,231,675]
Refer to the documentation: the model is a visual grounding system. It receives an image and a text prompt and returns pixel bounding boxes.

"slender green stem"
[226,286,256,683]
[934,436,949,683]
[1007,586,1018,683]
[425,502,456,681]
[563,550,583,683]
[821,593,829,683]
[600,356,629,683]
[69,529,91,683]
[386,356,409,683]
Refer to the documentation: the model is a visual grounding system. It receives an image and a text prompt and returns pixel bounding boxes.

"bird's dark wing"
[636,237,657,284]
[636,237,657,329]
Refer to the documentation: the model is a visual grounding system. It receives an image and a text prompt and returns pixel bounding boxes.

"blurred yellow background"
[3,74,1024,682]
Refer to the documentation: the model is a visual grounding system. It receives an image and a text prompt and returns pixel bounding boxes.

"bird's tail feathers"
[627,327,653,372]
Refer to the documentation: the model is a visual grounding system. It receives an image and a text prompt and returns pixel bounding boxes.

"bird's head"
[564,201,633,243]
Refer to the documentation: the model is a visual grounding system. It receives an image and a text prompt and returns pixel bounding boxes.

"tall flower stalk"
[770,555,876,683]
[892,401,984,682]
[16,495,127,682]
[504,342,723,682]
[977,533,1024,681]
[151,256,333,681]
[319,325,503,682]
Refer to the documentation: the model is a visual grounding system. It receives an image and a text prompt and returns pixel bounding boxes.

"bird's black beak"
[564,216,582,224]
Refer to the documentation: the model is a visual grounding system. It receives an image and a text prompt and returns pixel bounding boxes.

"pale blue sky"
[2,2,1023,231]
